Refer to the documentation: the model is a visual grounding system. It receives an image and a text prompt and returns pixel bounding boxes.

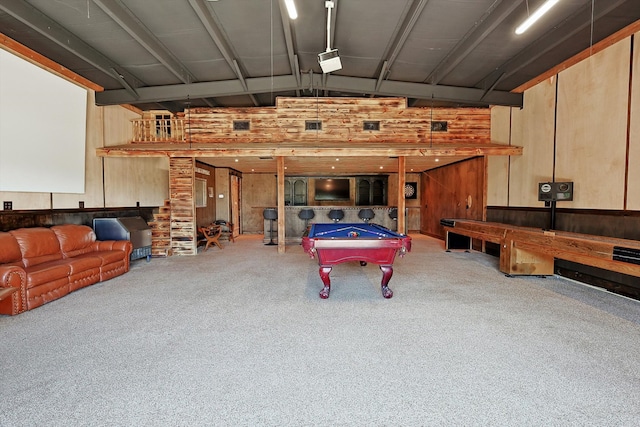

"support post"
[397,156,406,234]
[277,156,286,254]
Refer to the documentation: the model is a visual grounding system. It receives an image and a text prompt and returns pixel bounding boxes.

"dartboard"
[404,183,415,198]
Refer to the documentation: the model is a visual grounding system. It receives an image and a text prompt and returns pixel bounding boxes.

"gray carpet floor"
[1,233,639,427]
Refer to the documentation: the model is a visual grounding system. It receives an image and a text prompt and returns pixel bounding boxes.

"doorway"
[230,174,241,238]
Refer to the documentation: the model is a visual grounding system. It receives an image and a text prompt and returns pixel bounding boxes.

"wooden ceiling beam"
[96,143,522,159]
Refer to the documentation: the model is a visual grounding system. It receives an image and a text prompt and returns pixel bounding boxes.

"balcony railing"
[132,118,185,142]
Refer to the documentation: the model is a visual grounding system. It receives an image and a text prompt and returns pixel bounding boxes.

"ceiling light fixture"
[284,0,297,19]
[515,0,560,35]
[318,1,342,73]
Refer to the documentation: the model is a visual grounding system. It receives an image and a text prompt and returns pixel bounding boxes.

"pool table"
[302,223,411,299]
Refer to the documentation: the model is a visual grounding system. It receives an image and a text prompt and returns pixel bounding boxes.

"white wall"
[102,105,169,207]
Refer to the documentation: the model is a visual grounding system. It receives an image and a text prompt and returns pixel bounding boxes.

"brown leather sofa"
[0,224,133,315]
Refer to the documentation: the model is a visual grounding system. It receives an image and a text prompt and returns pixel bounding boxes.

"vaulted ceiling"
[2,0,638,113]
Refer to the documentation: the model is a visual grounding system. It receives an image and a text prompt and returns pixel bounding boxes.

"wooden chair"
[214,220,235,243]
[198,226,223,251]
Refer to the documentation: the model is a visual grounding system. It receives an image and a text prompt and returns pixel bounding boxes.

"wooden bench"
[441,219,640,277]
[198,226,223,251]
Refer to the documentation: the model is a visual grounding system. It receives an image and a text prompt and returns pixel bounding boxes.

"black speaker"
[538,182,574,202]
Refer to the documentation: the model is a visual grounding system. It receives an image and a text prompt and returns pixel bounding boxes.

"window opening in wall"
[155,114,172,138]
[195,178,207,208]
[363,121,380,131]
[305,120,322,131]
[431,121,448,132]
[233,120,250,131]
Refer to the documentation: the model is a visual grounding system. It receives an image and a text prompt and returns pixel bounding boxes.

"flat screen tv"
[314,178,350,201]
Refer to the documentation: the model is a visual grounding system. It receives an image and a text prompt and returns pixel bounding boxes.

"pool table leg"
[379,265,394,299]
[319,266,332,299]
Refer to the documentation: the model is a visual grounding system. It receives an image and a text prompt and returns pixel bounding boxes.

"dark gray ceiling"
[1,0,638,112]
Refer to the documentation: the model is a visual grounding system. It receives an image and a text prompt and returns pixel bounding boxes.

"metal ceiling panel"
[123,1,233,83]
[388,1,496,83]
[1,0,638,110]
[209,0,289,78]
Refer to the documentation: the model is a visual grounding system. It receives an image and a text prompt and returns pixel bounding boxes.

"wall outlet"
[3,201,12,210]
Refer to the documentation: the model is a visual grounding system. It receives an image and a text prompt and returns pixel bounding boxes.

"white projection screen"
[0,48,87,193]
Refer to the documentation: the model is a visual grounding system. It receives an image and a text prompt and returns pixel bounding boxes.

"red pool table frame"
[302,224,411,299]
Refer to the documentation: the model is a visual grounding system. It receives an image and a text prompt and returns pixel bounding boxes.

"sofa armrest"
[93,240,134,269]
[0,265,26,288]
[95,240,133,253]
[0,266,27,315]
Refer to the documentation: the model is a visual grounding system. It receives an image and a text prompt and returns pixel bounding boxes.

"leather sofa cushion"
[75,250,126,266]
[66,255,102,273]
[0,232,23,266]
[23,260,70,288]
[10,228,62,268]
[52,224,98,258]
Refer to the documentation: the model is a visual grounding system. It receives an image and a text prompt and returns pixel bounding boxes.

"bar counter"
[262,206,399,244]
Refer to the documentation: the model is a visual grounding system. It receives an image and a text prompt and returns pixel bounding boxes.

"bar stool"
[298,208,315,229]
[388,207,398,221]
[358,208,375,223]
[328,209,345,223]
[263,208,277,246]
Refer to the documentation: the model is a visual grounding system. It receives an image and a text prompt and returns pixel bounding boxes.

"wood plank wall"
[421,157,485,239]
[171,97,490,144]
[169,158,196,255]
[486,31,640,296]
